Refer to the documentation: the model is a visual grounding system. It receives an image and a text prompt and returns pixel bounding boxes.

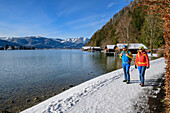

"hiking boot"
[126,81,130,84]
[141,84,144,87]
[123,79,127,82]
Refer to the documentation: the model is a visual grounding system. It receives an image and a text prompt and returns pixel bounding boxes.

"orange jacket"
[135,51,149,67]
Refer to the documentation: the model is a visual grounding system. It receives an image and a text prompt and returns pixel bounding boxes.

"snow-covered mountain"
[0,37,14,40]
[61,37,89,44]
[0,36,89,49]
[0,39,20,47]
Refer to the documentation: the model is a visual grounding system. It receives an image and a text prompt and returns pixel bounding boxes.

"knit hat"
[139,46,144,50]
[123,45,127,48]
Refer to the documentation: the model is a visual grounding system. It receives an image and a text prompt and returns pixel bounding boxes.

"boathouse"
[115,43,148,54]
[105,45,116,52]
[90,47,101,52]
[82,46,91,51]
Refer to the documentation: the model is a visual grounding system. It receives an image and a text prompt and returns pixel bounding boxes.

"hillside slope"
[0,39,20,47]
[85,0,164,49]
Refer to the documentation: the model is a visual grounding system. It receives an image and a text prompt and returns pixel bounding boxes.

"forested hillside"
[85,0,164,49]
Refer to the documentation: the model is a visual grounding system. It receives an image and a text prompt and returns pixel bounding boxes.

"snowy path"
[21,58,166,113]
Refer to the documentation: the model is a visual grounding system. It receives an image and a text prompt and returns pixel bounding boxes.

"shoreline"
[21,57,166,113]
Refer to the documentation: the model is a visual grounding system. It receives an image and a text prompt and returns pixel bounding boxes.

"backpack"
[121,51,132,62]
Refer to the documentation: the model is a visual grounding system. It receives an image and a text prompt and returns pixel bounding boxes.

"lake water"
[0,49,153,112]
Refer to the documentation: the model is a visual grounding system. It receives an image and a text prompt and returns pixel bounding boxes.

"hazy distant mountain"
[0,39,20,47]
[0,36,89,49]
[0,37,15,40]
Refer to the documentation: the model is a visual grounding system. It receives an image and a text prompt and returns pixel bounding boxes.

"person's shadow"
[130,78,164,87]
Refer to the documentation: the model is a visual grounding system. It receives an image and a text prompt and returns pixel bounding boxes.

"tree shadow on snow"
[130,78,164,87]
[144,78,163,87]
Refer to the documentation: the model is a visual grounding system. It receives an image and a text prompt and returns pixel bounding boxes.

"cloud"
[56,2,88,17]
[65,13,107,25]
[57,7,79,17]
[0,21,61,38]
[72,19,107,30]
[0,0,128,39]
[66,16,93,25]
[107,2,115,8]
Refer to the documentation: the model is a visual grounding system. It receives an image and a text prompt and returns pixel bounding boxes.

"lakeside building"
[7,46,13,50]
[82,46,91,51]
[82,46,101,52]
[105,45,116,55]
[83,43,147,54]
[90,47,101,52]
[115,43,148,54]
[14,46,20,50]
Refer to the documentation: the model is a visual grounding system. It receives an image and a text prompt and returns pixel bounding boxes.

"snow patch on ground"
[21,58,165,113]
[147,53,157,57]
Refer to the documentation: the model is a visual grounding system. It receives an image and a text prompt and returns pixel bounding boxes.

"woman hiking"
[120,45,133,84]
[135,46,150,87]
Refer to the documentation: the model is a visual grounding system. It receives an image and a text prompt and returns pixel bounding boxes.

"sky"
[0,0,132,39]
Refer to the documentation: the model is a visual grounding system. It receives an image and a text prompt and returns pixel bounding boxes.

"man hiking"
[120,45,133,84]
[135,46,149,87]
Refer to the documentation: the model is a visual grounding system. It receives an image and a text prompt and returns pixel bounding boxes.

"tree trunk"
[127,27,129,45]
[150,29,153,56]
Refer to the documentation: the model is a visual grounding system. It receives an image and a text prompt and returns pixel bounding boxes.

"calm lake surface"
[0,49,153,112]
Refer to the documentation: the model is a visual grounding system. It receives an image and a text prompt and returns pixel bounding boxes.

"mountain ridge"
[0,36,89,49]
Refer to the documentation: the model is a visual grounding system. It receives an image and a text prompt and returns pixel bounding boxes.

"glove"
[135,65,137,69]
[146,67,149,69]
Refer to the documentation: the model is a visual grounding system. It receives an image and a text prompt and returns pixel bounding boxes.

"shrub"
[157,49,164,57]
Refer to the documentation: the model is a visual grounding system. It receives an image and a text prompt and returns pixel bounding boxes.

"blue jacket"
[120,51,133,64]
